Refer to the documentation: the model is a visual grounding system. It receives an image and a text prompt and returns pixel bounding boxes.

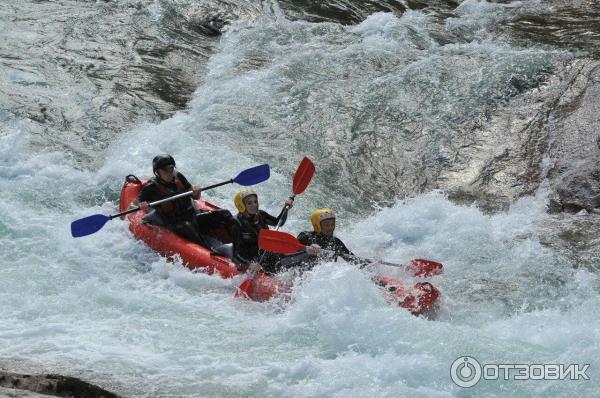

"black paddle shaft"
[274,194,296,230]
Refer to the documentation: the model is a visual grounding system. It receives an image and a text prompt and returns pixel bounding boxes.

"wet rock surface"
[548,159,600,214]
[278,0,407,24]
[441,59,600,213]
[0,386,51,398]
[0,371,119,398]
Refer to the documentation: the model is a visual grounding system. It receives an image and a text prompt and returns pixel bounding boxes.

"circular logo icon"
[450,356,482,388]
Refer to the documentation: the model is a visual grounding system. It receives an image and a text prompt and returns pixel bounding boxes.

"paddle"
[258,229,305,254]
[275,156,316,229]
[71,164,270,238]
[237,157,315,298]
[257,230,443,277]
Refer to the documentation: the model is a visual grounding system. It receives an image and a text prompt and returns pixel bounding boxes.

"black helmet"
[152,154,176,172]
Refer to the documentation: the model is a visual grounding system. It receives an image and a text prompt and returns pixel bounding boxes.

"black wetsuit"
[297,231,354,257]
[234,209,288,270]
[138,173,236,249]
[270,231,366,273]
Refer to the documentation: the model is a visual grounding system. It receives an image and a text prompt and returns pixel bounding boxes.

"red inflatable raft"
[119,175,241,278]
[119,176,441,316]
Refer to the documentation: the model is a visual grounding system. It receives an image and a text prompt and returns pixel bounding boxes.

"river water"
[1,0,599,396]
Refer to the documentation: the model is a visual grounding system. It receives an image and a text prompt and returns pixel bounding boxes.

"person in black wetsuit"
[130,154,237,251]
[233,188,293,271]
[298,208,353,257]
[272,208,367,273]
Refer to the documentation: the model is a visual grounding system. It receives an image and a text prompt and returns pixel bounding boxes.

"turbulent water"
[1,0,599,397]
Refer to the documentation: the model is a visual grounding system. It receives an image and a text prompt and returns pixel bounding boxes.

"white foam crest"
[270,264,416,353]
[0,126,89,206]
[343,191,551,274]
[347,11,437,51]
[331,191,588,326]
[224,258,598,397]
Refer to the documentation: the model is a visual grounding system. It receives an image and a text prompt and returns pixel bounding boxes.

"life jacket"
[235,211,269,260]
[154,175,194,222]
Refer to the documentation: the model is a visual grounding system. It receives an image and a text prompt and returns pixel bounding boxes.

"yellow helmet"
[310,209,336,233]
[234,188,258,213]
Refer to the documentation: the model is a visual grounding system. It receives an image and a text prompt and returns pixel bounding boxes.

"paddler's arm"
[339,252,371,267]
[273,197,294,226]
[128,183,157,211]
[331,238,370,266]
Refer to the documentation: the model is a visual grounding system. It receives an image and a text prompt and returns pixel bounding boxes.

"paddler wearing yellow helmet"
[274,208,361,272]
[233,188,294,271]
[299,209,354,260]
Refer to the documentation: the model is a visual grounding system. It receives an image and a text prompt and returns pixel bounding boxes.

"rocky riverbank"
[0,371,118,398]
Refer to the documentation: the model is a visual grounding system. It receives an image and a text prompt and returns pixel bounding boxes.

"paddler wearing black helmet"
[130,154,237,250]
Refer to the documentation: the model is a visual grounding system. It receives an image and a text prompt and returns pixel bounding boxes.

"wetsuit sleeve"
[333,238,370,266]
[333,237,353,256]
[297,231,313,245]
[138,183,160,203]
[260,210,280,227]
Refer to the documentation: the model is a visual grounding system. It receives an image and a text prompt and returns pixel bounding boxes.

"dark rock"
[548,159,600,213]
[0,371,119,398]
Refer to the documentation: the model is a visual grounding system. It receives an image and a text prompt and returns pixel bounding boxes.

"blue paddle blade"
[233,164,270,186]
[71,214,110,238]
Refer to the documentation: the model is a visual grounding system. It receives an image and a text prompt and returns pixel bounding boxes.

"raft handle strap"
[126,174,142,184]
